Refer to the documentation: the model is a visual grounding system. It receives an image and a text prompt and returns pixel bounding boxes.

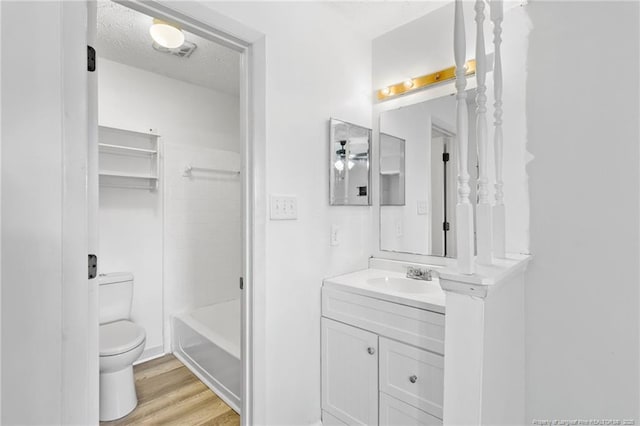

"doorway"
[88,1,257,424]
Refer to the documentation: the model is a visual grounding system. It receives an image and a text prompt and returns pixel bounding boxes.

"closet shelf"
[99,171,158,179]
[98,125,161,191]
[99,143,158,154]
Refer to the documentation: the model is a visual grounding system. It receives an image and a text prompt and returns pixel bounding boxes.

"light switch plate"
[270,195,297,220]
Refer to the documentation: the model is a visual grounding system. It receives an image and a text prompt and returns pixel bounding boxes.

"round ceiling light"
[149,19,185,49]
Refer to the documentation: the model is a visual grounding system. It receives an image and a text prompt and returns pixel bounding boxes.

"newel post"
[454,0,474,274]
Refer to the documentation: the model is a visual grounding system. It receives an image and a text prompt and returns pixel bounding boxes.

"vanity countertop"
[323,268,446,314]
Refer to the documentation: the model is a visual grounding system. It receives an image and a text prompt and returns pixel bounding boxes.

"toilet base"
[99,365,138,421]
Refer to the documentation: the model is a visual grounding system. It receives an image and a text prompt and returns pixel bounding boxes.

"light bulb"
[347,160,355,170]
[334,159,344,172]
[403,79,414,89]
[381,87,391,96]
[150,19,185,49]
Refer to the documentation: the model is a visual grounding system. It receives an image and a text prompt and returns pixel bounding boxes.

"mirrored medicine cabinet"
[378,88,478,258]
[329,118,372,206]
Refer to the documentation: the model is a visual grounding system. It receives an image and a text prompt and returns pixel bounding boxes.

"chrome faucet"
[406,266,433,281]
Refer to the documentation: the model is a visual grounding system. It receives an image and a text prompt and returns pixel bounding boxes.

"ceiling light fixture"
[149,18,185,49]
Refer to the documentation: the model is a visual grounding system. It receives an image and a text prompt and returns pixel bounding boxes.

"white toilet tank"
[99,272,134,324]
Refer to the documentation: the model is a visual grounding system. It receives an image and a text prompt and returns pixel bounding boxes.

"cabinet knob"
[367,347,375,355]
[409,375,418,384]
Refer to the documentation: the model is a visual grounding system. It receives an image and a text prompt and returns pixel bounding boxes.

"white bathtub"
[172,298,241,413]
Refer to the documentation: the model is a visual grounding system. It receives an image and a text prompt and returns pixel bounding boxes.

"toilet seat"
[100,320,146,356]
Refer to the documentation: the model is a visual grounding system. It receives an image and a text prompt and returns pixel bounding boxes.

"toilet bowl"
[98,273,147,422]
[99,320,146,421]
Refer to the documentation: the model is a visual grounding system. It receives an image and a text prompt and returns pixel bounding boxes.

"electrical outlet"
[270,195,297,220]
[330,225,340,246]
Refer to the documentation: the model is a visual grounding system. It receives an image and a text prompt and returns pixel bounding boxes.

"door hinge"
[87,45,96,72]
[443,222,450,231]
[239,277,244,290]
[88,254,97,279]
[442,152,450,162]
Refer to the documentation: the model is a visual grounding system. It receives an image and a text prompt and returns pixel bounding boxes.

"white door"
[86,0,100,422]
[61,1,99,423]
[1,2,97,423]
[321,318,379,425]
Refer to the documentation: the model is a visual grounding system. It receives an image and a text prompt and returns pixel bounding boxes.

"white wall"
[1,2,93,423]
[98,59,240,357]
[525,1,639,422]
[1,4,64,422]
[373,1,530,255]
[163,143,241,314]
[99,59,239,152]
[98,183,164,358]
[201,3,375,425]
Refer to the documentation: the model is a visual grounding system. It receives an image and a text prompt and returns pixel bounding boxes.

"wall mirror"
[329,118,372,206]
[379,88,478,257]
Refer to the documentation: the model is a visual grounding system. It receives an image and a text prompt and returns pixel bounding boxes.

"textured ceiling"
[97,1,240,96]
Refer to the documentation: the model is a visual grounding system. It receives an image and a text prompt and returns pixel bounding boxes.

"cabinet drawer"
[322,410,349,426]
[322,287,445,354]
[379,337,444,419]
[380,393,442,426]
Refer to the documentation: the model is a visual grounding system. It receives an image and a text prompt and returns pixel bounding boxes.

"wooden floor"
[101,354,239,426]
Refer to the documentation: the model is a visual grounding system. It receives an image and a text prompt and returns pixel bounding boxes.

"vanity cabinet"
[321,318,379,425]
[321,287,444,426]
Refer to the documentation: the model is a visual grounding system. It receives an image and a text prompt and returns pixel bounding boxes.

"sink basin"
[366,277,441,294]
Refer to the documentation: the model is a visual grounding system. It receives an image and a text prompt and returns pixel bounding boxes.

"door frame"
[85,2,266,424]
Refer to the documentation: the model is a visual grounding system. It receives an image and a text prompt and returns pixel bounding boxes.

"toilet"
[99,272,146,422]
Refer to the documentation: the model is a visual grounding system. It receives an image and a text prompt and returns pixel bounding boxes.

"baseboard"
[134,345,164,365]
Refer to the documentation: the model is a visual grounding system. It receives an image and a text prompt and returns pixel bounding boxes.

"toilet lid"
[100,320,146,356]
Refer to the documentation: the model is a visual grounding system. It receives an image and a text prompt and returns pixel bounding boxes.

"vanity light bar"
[377,59,477,101]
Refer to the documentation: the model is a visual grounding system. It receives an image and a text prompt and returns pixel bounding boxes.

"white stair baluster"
[454,0,475,274]
[475,0,493,266]
[491,0,506,258]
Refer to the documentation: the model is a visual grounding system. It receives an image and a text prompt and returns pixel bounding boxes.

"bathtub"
[172,298,241,413]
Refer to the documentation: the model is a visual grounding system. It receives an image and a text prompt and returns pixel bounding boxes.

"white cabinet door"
[322,318,379,425]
